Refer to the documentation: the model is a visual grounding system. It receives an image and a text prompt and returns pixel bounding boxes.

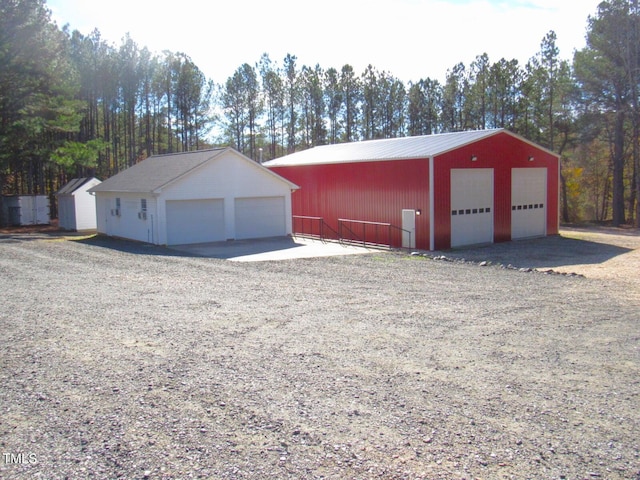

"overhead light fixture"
[528,156,535,162]
[471,155,478,162]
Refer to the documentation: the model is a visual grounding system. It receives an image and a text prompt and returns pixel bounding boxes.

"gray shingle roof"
[89,148,227,193]
[264,129,506,167]
[56,178,95,195]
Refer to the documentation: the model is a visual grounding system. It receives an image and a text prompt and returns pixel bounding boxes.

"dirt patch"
[0,227,638,479]
[439,225,640,300]
[553,226,640,285]
[0,223,61,235]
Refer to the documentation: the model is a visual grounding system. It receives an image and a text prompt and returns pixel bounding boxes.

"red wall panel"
[432,132,559,249]
[270,159,431,249]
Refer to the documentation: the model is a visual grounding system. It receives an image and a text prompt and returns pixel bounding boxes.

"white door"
[58,197,74,230]
[402,209,416,248]
[234,196,286,239]
[165,199,225,245]
[511,168,547,240]
[450,169,494,248]
[34,196,49,224]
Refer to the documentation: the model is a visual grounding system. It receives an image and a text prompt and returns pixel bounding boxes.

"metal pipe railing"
[294,216,413,249]
[337,218,411,249]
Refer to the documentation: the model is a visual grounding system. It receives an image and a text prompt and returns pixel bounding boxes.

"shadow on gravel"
[72,235,309,260]
[443,234,633,269]
[72,234,196,258]
[0,228,90,243]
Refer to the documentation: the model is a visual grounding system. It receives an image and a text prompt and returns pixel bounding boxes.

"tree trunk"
[612,108,626,226]
[0,174,6,226]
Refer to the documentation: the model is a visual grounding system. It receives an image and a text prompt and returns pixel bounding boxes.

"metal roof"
[264,129,507,167]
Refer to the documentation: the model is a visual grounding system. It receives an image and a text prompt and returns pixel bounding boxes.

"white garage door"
[511,168,547,240]
[451,169,494,248]
[234,196,286,239]
[166,199,225,245]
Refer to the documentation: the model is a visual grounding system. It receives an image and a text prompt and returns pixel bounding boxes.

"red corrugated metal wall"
[270,159,431,249]
[432,132,559,250]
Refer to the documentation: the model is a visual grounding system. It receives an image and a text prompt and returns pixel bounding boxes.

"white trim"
[429,156,435,251]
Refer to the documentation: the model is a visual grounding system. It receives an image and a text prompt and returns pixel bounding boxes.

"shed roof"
[56,177,100,195]
[89,148,298,194]
[264,129,555,167]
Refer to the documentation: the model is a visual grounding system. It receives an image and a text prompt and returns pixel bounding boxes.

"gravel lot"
[1,228,639,479]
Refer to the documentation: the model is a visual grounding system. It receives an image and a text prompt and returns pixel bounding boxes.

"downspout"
[151,191,160,245]
[429,156,435,251]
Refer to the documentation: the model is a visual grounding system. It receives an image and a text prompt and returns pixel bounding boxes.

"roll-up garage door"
[511,168,547,240]
[234,196,286,239]
[166,199,225,245]
[450,169,494,248]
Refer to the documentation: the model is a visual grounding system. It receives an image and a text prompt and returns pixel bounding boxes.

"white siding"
[95,192,157,243]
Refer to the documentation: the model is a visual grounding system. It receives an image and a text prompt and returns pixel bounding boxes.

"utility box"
[1,195,50,226]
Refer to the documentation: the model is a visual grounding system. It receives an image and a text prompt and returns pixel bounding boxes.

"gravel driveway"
[1,228,639,479]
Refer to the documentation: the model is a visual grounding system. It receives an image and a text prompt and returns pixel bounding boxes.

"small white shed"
[56,177,101,231]
[88,147,299,245]
[1,195,50,226]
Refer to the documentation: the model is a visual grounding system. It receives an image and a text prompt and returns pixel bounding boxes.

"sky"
[46,0,602,85]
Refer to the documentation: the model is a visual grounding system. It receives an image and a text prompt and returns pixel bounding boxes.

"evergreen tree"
[259,53,285,160]
[324,67,343,144]
[0,0,83,199]
[574,1,636,225]
[340,64,360,143]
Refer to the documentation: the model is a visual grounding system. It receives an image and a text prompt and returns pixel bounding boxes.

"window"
[139,198,148,220]
[111,197,121,216]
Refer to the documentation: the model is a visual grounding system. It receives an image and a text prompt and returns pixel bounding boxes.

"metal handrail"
[292,215,339,243]
[337,218,412,249]
[293,215,413,249]
[337,220,367,246]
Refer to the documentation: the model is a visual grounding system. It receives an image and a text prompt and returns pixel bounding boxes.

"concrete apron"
[168,236,374,262]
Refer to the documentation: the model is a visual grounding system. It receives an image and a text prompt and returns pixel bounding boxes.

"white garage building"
[89,148,298,245]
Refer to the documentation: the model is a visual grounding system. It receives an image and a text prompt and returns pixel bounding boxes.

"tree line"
[1,0,639,227]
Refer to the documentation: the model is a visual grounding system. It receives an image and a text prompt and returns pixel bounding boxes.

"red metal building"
[265,129,559,251]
